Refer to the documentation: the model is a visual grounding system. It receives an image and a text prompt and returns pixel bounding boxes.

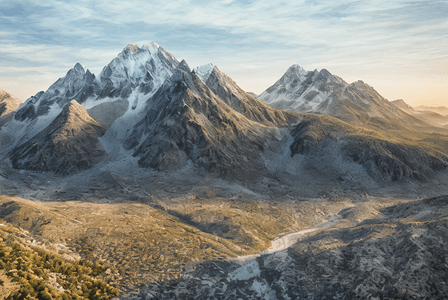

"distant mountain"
[258,65,431,131]
[415,105,448,116]
[391,99,448,127]
[390,99,413,112]
[0,88,21,127]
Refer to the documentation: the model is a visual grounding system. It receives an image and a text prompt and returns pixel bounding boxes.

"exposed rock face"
[0,88,20,118]
[10,100,106,174]
[123,69,298,180]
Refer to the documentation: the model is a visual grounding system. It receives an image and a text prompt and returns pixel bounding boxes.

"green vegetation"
[0,226,118,300]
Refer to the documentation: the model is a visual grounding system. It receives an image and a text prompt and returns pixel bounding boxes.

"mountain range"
[1,43,448,186]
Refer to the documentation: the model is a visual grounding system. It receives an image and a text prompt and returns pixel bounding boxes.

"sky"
[0,0,447,107]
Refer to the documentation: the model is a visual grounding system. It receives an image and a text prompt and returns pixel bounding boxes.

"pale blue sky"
[1,0,447,106]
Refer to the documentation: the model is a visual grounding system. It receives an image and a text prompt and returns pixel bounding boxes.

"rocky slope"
[123,68,297,180]
[288,114,448,181]
[9,100,106,174]
[137,196,448,300]
[204,65,296,126]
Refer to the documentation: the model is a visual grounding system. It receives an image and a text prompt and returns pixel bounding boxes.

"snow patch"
[228,260,260,281]
[194,63,215,83]
[250,280,277,299]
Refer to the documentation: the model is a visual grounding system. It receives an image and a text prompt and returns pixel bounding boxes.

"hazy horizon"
[1,0,447,107]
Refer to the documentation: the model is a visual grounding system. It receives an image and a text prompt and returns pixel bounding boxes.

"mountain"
[390,99,413,112]
[415,105,448,116]
[1,43,298,179]
[2,43,448,184]
[391,99,448,127]
[122,66,297,180]
[203,65,296,126]
[9,100,106,174]
[0,88,20,118]
[0,88,21,129]
[14,63,97,123]
[5,63,98,149]
[7,43,180,149]
[258,65,431,131]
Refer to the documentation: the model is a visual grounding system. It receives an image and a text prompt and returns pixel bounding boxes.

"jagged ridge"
[123,69,299,180]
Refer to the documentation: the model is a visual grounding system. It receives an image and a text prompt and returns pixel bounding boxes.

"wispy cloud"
[0,0,447,104]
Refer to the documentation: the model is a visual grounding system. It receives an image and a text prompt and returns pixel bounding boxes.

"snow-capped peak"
[123,43,139,53]
[193,63,215,83]
[142,42,160,53]
[98,42,180,90]
[284,64,308,81]
[74,62,85,73]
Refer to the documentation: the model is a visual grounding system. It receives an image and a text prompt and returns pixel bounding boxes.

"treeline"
[0,239,118,300]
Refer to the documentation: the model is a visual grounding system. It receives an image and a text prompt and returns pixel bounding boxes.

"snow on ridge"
[98,42,179,89]
[3,101,62,149]
[193,63,215,83]
[123,43,139,53]
[5,42,180,155]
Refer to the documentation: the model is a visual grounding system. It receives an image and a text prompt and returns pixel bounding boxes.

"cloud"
[0,0,447,104]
